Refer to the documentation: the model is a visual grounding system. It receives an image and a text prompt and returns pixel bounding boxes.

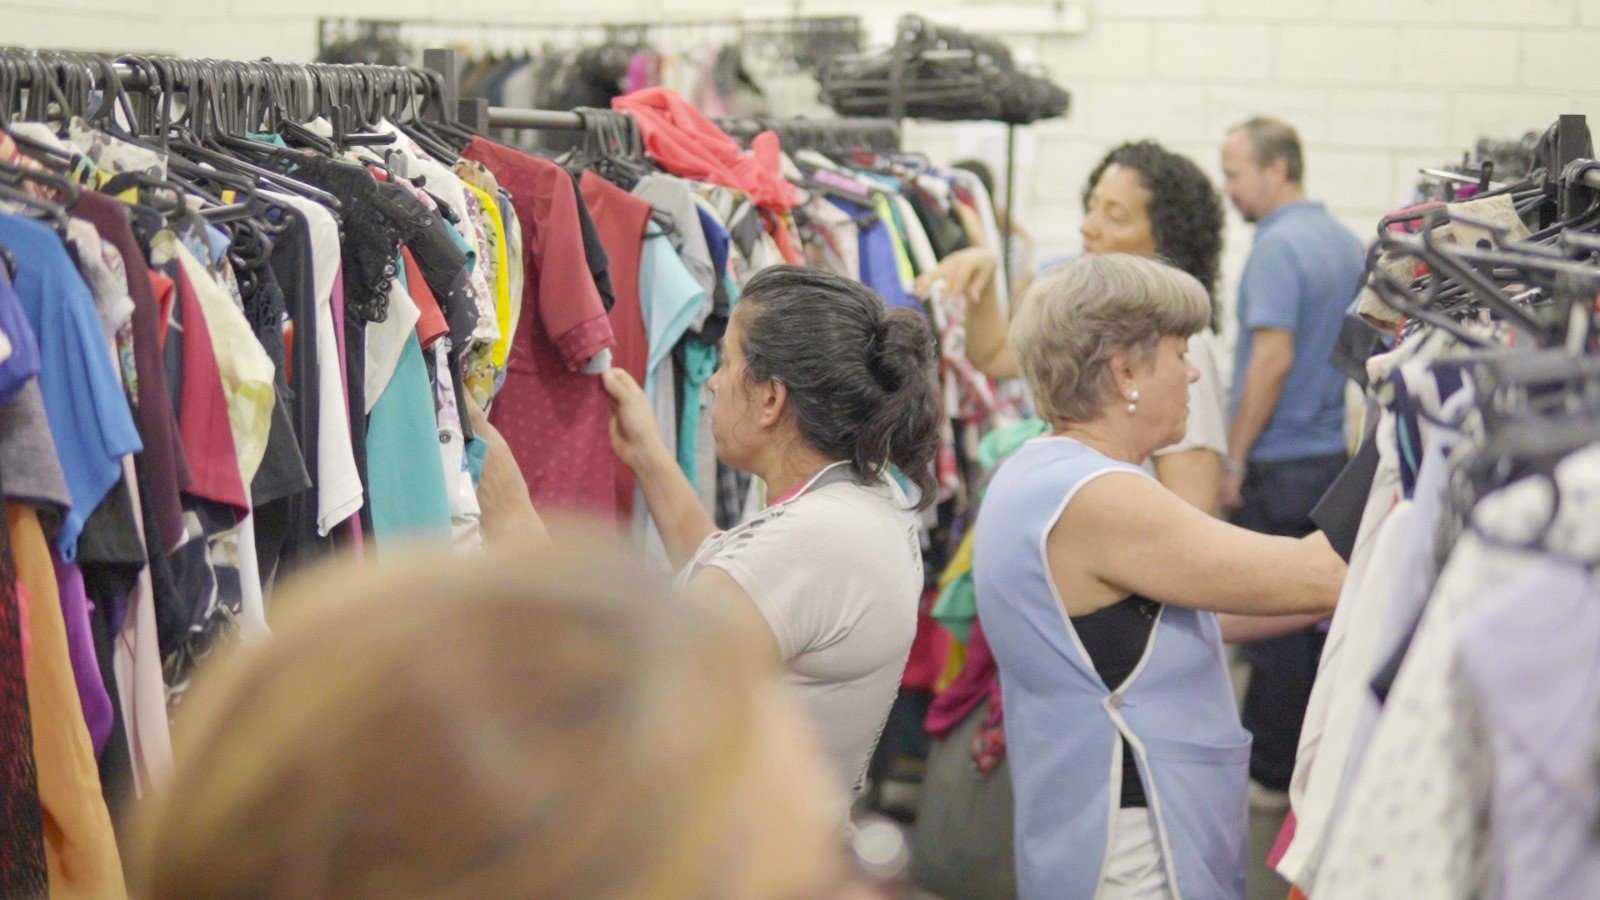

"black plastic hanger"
[156,57,343,213]
[1377,214,1551,344]
[3,126,77,172]
[1463,350,1600,500]
[0,154,81,206]
[0,55,17,121]
[1364,244,1494,350]
[392,69,466,163]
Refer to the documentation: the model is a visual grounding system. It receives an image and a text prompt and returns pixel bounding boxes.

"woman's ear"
[759,379,788,429]
[1108,348,1139,399]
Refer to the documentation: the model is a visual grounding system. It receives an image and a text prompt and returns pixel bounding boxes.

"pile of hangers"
[1413,131,1543,204]
[1362,120,1600,353]
[817,15,1069,125]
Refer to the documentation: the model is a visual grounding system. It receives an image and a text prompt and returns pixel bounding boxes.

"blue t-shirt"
[828,197,914,310]
[697,206,731,283]
[0,213,143,559]
[1229,202,1365,462]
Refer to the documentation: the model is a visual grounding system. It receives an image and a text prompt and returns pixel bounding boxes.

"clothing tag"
[582,348,613,375]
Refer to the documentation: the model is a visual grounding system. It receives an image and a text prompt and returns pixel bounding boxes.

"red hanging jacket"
[613,88,798,211]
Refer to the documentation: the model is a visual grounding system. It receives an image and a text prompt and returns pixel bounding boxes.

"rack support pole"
[1004,123,1017,292]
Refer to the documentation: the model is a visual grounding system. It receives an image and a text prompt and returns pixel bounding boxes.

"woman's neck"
[1054,420,1146,466]
[755,445,839,506]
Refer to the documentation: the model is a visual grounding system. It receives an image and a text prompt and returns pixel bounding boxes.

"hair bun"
[868,309,935,393]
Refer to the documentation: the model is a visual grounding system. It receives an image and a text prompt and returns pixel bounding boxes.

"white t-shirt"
[266,192,364,536]
[678,462,922,793]
[1154,328,1229,458]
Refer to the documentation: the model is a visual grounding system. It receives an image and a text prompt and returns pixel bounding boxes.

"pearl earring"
[1126,389,1140,415]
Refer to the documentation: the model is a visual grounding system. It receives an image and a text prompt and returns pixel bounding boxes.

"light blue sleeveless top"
[975,437,1250,899]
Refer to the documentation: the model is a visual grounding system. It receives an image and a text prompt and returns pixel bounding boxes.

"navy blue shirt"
[1229,201,1364,462]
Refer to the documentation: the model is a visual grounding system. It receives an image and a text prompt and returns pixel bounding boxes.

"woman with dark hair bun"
[599,265,942,796]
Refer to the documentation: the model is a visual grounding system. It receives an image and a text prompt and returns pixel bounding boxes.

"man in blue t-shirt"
[1219,119,1365,797]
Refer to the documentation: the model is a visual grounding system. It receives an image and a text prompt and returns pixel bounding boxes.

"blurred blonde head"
[135,536,843,899]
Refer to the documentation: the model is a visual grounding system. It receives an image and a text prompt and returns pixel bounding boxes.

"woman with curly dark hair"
[918,140,1230,515]
[1080,142,1224,332]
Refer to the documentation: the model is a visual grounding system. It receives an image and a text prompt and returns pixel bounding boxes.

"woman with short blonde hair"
[975,254,1345,898]
[134,540,847,900]
[1010,253,1211,428]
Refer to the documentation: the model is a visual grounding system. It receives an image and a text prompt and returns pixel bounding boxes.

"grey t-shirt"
[0,380,72,528]
[632,174,718,331]
[680,463,922,793]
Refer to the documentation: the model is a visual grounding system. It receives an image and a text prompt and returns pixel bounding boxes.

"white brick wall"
[919,0,1600,338]
[7,0,1600,326]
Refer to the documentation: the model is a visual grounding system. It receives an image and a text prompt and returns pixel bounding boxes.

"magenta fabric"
[924,619,1008,773]
[925,619,999,738]
[624,52,660,94]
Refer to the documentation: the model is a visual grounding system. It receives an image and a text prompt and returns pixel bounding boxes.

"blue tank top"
[975,437,1251,899]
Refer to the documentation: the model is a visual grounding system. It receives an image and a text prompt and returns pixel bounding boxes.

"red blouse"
[461,138,618,515]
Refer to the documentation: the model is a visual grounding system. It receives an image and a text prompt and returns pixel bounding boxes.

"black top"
[1311,413,1381,563]
[1072,594,1161,808]
[569,171,615,313]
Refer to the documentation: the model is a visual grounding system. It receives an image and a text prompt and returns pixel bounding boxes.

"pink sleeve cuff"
[554,313,616,371]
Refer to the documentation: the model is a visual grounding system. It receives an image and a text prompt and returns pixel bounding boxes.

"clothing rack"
[1277,118,1600,895]
[482,107,585,131]
[318,15,863,69]
[2,51,463,158]
[5,62,423,98]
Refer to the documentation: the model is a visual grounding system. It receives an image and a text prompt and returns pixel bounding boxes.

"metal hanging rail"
[319,14,862,64]
[485,107,585,131]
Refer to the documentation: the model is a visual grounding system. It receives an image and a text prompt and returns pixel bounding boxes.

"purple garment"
[625,52,658,95]
[47,547,113,755]
[0,266,41,405]
[107,590,130,640]
[1456,559,1600,900]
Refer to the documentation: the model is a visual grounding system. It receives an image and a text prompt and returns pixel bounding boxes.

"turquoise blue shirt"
[640,223,707,401]
[678,338,719,489]
[366,258,451,546]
